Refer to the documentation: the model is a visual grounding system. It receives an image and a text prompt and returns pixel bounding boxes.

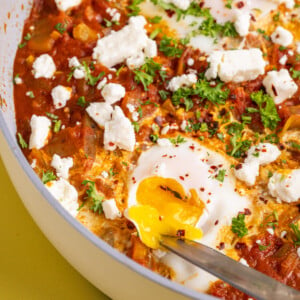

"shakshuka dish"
[13,0,300,298]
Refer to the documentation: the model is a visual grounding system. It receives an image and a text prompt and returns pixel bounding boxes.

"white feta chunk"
[187,58,194,66]
[51,85,72,109]
[93,16,149,68]
[233,10,250,37]
[104,106,136,152]
[271,26,293,47]
[97,77,108,90]
[45,178,78,217]
[86,102,113,127]
[235,143,281,186]
[263,69,298,104]
[103,199,122,220]
[239,258,249,267]
[268,169,300,203]
[68,57,85,79]
[101,83,126,104]
[14,76,23,85]
[126,52,145,69]
[51,154,73,179]
[168,74,197,92]
[164,0,192,10]
[55,0,82,11]
[279,55,288,65]
[32,54,56,79]
[205,49,266,83]
[106,8,121,22]
[144,39,158,58]
[161,125,170,135]
[29,115,51,150]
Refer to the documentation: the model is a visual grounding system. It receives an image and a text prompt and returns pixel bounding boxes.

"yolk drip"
[128,177,204,249]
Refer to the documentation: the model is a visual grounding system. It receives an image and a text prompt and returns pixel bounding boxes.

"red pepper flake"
[200,187,205,192]
[235,242,246,250]
[210,165,217,170]
[214,220,219,226]
[185,173,189,177]
[244,208,251,215]
[262,149,267,153]
[207,199,211,204]
[162,154,168,157]
[236,1,245,8]
[159,216,163,221]
[235,163,243,170]
[189,145,195,150]
[217,242,225,250]
[208,192,212,196]
[272,84,278,96]
[179,176,185,181]
[109,142,115,147]
[176,229,185,238]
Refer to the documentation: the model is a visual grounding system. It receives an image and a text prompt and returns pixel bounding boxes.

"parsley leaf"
[148,16,162,23]
[290,67,300,79]
[17,133,28,149]
[215,169,226,182]
[42,171,57,184]
[55,22,68,34]
[82,61,105,86]
[289,223,300,246]
[169,135,186,145]
[231,213,248,238]
[127,0,145,16]
[250,91,280,130]
[159,36,183,58]
[77,96,87,107]
[82,180,104,214]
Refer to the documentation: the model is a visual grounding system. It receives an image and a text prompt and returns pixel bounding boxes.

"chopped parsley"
[290,67,300,79]
[150,28,162,39]
[250,91,280,130]
[231,213,248,238]
[215,169,226,182]
[225,0,233,8]
[159,90,170,100]
[46,112,59,120]
[148,16,162,24]
[260,211,279,230]
[127,0,145,16]
[289,223,300,246]
[82,61,105,86]
[77,96,87,107]
[26,91,35,98]
[150,134,159,143]
[133,58,163,90]
[159,36,183,58]
[160,185,182,199]
[259,243,271,251]
[132,121,140,133]
[17,133,28,149]
[42,171,57,184]
[53,120,62,133]
[55,22,68,34]
[108,167,117,178]
[82,180,104,214]
[169,135,186,145]
[24,33,32,41]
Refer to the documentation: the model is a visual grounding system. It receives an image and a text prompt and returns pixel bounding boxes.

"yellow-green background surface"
[0,158,110,300]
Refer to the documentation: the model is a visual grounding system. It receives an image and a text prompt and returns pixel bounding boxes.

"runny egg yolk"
[128,177,204,249]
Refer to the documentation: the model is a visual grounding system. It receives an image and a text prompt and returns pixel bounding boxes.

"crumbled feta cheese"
[97,77,108,90]
[180,120,188,131]
[157,138,173,147]
[86,102,113,127]
[268,169,300,203]
[271,26,293,47]
[101,171,109,179]
[14,76,23,85]
[256,239,262,245]
[205,49,266,83]
[103,199,122,220]
[239,258,249,267]
[126,104,135,113]
[132,111,139,121]
[45,178,78,217]
[278,0,295,9]
[54,0,82,11]
[144,39,158,58]
[288,50,294,56]
[168,74,197,92]
[51,85,72,109]
[266,228,274,235]
[51,154,73,179]
[164,0,192,10]
[233,10,250,37]
[126,52,145,69]
[29,115,51,150]
[31,159,37,169]
[161,125,170,135]
[104,106,136,152]
[101,83,126,104]
[279,55,288,65]
[68,56,85,79]
[106,7,121,22]
[263,69,298,104]
[187,58,194,66]
[32,54,56,79]
[281,231,287,238]
[93,16,149,68]
[235,143,281,186]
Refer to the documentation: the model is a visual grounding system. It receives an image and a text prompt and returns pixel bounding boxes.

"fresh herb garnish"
[77,96,87,107]
[42,171,57,184]
[159,35,183,58]
[169,135,186,145]
[82,61,105,86]
[55,22,68,34]
[215,169,226,182]
[250,91,280,130]
[82,180,104,214]
[148,16,162,24]
[289,223,300,246]
[290,67,300,79]
[231,213,248,238]
[17,133,28,149]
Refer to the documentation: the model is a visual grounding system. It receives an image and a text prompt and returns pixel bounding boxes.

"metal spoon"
[161,236,300,300]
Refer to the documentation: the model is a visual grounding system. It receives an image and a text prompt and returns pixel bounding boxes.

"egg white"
[127,138,250,291]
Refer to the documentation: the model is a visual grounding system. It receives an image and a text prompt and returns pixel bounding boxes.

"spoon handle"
[161,236,300,300]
